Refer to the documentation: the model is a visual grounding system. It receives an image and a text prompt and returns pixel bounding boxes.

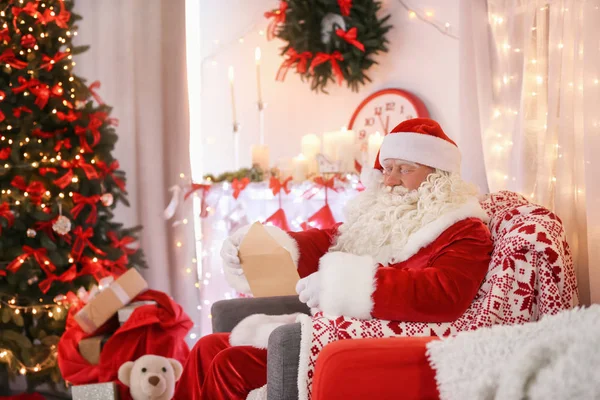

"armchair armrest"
[210,295,310,333]
[311,337,440,400]
[267,323,303,400]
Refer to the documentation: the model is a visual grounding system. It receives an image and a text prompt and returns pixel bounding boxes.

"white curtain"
[74,0,201,336]
[465,0,600,304]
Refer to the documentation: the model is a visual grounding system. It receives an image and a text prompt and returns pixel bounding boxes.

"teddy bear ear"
[118,361,135,387]
[169,359,183,381]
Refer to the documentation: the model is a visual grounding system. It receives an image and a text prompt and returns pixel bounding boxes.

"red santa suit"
[174,118,493,400]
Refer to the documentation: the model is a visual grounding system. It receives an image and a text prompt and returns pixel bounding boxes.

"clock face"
[348,89,429,157]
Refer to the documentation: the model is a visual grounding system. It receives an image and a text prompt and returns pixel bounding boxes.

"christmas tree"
[0,0,145,390]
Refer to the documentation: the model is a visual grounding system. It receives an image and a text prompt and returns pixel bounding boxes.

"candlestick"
[292,154,309,182]
[337,127,355,172]
[255,47,263,110]
[301,134,321,175]
[228,66,237,130]
[367,131,384,168]
[251,144,270,171]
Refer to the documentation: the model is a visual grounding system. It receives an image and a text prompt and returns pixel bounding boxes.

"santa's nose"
[383,174,402,187]
[148,376,160,386]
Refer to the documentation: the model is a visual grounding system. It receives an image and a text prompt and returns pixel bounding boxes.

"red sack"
[58,289,192,400]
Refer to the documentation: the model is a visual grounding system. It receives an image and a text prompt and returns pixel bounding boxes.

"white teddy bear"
[118,354,183,400]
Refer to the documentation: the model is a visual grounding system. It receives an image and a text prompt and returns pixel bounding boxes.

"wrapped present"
[78,335,109,365]
[72,382,119,399]
[74,268,148,334]
[118,300,157,325]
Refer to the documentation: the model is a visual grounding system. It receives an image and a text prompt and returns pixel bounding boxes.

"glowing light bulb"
[408,10,416,18]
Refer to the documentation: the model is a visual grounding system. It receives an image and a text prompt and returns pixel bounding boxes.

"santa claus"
[174,118,493,400]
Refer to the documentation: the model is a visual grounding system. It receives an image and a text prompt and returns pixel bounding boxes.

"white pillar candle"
[292,154,309,182]
[337,127,356,172]
[322,131,339,162]
[367,131,384,168]
[301,134,321,175]
[251,144,270,171]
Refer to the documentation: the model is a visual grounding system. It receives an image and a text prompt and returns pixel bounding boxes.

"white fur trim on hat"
[318,252,378,319]
[360,167,383,190]
[230,313,303,349]
[379,132,461,173]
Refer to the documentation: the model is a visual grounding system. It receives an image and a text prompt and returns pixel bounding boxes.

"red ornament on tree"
[51,84,64,97]
[20,34,37,49]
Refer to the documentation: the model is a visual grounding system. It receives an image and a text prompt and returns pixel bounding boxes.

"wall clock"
[348,88,429,170]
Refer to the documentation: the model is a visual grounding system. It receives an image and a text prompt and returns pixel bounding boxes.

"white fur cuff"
[318,252,378,320]
[229,313,303,349]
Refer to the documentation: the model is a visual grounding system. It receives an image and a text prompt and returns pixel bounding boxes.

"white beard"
[331,170,478,264]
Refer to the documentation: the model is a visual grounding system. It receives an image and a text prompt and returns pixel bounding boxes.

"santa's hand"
[220,225,252,274]
[296,272,321,308]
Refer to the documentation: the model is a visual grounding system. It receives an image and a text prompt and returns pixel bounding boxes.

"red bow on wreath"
[338,0,353,16]
[276,48,313,81]
[310,51,345,86]
[336,27,365,52]
[264,1,288,41]
[232,178,250,200]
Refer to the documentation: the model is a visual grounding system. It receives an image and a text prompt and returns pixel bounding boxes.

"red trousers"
[174,333,268,400]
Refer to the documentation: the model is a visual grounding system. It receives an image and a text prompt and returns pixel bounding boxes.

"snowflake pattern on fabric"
[298,191,579,400]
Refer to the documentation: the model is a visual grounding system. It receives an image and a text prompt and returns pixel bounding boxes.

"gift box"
[78,335,109,365]
[118,300,157,325]
[72,382,120,399]
[74,268,148,333]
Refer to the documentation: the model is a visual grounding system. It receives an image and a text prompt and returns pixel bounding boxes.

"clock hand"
[377,114,387,134]
[385,115,390,134]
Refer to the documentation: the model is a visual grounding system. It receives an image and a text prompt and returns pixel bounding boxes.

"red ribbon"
[184,182,211,200]
[264,1,288,40]
[309,51,345,86]
[336,27,365,52]
[0,202,14,235]
[78,256,111,282]
[0,111,4,122]
[11,2,39,29]
[41,0,70,29]
[96,160,126,191]
[0,49,27,69]
[11,177,45,205]
[39,265,77,294]
[276,48,313,81]
[302,176,340,204]
[338,0,352,16]
[53,158,98,189]
[107,231,138,255]
[269,176,292,196]
[74,112,104,153]
[232,178,250,200]
[71,194,101,225]
[56,110,78,122]
[88,81,105,104]
[32,127,65,139]
[0,28,10,42]
[0,148,10,160]
[7,246,56,275]
[41,52,69,71]
[72,226,107,261]
[21,34,36,49]
[39,167,58,176]
[13,106,32,118]
[12,77,51,108]
[54,138,72,152]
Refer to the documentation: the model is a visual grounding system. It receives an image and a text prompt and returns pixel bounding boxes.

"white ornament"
[26,228,37,238]
[52,215,72,235]
[101,193,114,207]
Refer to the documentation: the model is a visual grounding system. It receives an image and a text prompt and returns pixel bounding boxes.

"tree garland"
[266,0,392,92]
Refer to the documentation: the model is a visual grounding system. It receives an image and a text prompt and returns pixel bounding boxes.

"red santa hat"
[361,118,461,188]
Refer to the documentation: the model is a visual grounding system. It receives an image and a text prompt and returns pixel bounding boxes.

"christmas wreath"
[266,0,392,92]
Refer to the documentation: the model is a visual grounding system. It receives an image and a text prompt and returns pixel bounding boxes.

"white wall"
[197,0,467,183]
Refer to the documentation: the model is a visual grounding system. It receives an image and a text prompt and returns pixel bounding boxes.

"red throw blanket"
[58,289,192,399]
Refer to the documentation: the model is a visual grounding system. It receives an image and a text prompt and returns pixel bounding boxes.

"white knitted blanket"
[426,305,600,400]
